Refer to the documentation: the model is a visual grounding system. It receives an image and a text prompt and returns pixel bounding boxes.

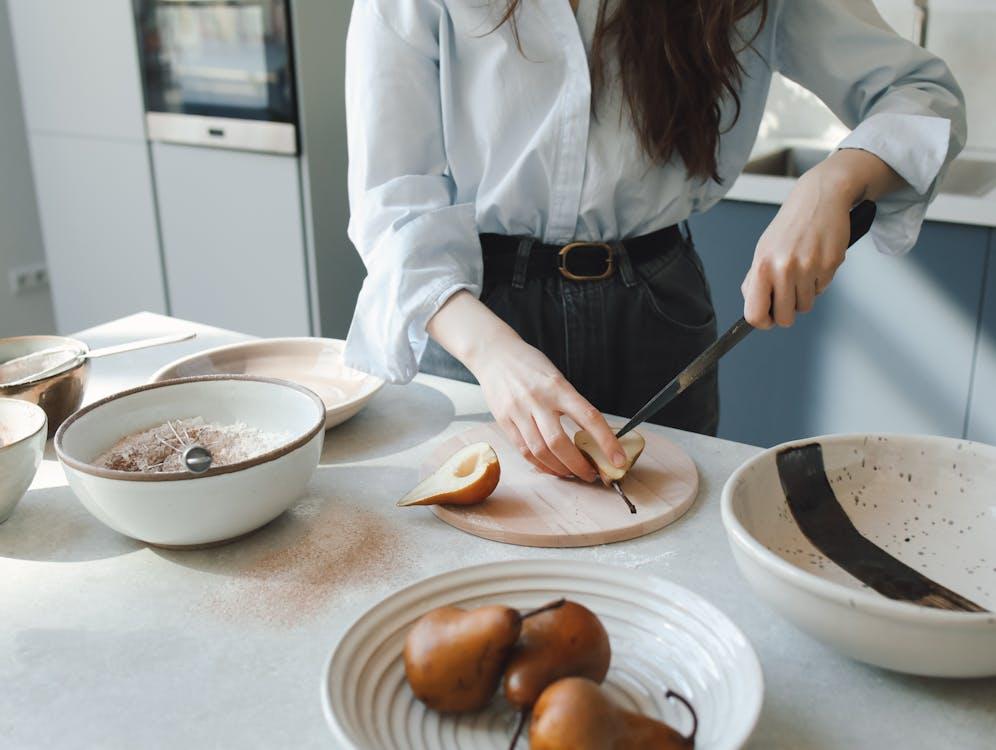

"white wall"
[0,0,54,338]
[759,0,995,154]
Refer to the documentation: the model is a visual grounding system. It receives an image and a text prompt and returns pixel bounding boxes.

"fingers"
[498,416,563,477]
[741,267,774,329]
[515,413,576,478]
[561,391,626,469]
[796,277,817,314]
[535,411,598,482]
[768,268,796,327]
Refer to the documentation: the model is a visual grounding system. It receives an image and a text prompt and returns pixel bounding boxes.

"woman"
[343,0,964,482]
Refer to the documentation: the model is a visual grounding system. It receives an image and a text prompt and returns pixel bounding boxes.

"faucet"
[912,0,928,47]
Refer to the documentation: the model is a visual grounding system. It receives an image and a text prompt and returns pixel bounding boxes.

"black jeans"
[421,229,719,436]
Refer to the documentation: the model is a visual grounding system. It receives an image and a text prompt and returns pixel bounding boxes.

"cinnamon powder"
[95,417,290,473]
[206,502,412,626]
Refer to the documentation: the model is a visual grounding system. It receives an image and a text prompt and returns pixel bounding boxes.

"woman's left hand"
[741,149,904,329]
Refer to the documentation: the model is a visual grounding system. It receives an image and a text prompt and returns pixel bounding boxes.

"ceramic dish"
[722,433,996,677]
[55,375,325,548]
[0,398,47,523]
[0,335,90,436]
[323,559,763,750]
[150,338,383,430]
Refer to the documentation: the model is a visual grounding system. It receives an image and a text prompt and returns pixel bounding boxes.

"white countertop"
[727,141,996,229]
[2,312,994,749]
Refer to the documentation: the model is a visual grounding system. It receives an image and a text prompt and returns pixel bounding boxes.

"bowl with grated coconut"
[54,375,325,548]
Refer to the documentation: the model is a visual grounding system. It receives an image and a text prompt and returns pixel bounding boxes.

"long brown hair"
[495,0,767,182]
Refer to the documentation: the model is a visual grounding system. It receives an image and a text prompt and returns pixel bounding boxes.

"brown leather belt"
[480,224,683,282]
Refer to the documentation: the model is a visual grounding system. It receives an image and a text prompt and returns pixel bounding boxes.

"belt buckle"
[558,242,615,281]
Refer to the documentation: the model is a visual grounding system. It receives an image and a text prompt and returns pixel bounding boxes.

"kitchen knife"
[615,199,877,438]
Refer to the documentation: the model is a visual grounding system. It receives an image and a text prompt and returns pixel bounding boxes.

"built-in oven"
[135,0,298,154]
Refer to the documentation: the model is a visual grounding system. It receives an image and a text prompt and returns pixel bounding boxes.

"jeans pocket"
[637,248,716,332]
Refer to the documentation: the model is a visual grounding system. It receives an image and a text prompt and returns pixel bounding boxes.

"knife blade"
[616,199,877,438]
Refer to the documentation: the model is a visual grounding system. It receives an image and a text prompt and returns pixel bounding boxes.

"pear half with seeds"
[397,442,501,507]
[574,430,645,486]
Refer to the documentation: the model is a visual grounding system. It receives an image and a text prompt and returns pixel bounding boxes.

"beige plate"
[423,422,699,547]
[150,338,383,430]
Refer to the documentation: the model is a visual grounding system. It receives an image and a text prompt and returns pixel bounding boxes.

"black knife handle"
[848,200,877,247]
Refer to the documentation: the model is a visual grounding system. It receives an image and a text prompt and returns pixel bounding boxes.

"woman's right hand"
[472,336,626,480]
[427,291,625,481]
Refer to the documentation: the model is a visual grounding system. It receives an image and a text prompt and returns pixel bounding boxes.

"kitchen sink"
[936,158,996,197]
[744,146,832,179]
[744,147,996,197]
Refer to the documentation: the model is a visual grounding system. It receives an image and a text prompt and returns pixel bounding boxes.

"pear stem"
[519,598,567,621]
[612,481,637,514]
[666,690,698,745]
[507,709,528,750]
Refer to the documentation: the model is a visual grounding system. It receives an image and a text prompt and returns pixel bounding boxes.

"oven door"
[136,0,298,154]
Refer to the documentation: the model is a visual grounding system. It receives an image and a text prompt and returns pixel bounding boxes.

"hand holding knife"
[616,200,877,438]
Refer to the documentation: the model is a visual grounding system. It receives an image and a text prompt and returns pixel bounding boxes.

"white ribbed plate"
[322,560,762,750]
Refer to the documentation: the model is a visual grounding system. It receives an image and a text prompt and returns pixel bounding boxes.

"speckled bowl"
[722,434,996,677]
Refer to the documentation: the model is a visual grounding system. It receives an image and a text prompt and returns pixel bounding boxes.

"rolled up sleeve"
[343,0,482,383]
[774,0,966,255]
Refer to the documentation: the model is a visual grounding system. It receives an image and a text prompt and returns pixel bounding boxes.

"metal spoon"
[0,332,196,388]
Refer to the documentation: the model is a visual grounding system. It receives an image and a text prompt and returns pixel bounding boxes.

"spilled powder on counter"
[204,502,414,626]
[94,417,291,472]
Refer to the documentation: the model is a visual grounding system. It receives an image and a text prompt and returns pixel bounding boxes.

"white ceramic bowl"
[722,433,996,677]
[54,375,325,548]
[0,398,47,523]
[323,559,763,750]
[150,338,384,430]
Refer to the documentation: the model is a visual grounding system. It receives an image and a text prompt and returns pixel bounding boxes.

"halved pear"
[574,430,645,486]
[397,442,501,507]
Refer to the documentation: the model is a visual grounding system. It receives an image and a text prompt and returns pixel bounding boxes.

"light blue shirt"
[343,0,965,383]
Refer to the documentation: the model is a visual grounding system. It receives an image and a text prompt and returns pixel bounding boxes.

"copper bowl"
[0,336,90,438]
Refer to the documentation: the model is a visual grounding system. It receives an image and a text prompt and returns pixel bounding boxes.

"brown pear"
[574,430,645,486]
[529,677,698,750]
[403,599,564,713]
[397,442,500,507]
[503,600,610,710]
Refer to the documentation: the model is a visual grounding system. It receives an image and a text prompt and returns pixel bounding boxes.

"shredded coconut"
[94,417,292,473]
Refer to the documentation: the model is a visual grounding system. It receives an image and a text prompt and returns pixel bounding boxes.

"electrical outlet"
[8,263,49,295]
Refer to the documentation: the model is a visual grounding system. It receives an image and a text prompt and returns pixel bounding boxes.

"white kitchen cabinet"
[966,235,996,444]
[151,142,312,337]
[7,0,146,140]
[27,133,167,331]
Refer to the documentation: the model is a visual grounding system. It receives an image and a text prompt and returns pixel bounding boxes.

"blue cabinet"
[966,234,996,444]
[688,201,990,447]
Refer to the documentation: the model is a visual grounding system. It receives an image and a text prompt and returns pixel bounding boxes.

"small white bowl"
[722,433,996,677]
[55,375,325,548]
[150,338,384,430]
[0,398,47,523]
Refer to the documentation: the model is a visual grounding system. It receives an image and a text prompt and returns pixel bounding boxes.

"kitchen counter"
[727,140,996,229]
[2,312,994,749]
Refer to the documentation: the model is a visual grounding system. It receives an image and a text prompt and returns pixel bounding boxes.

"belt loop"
[614,241,638,288]
[680,220,695,247]
[511,237,534,290]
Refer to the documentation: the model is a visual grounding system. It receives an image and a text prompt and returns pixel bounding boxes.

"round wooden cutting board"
[423,422,699,547]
